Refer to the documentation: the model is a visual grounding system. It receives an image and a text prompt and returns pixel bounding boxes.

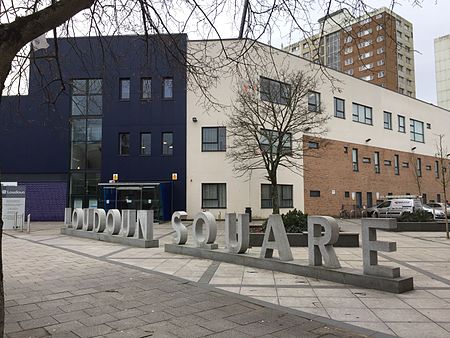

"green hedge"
[397,210,434,222]
[262,209,308,233]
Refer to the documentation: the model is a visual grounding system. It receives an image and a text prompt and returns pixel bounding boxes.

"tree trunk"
[444,189,449,240]
[0,175,3,336]
[270,174,279,215]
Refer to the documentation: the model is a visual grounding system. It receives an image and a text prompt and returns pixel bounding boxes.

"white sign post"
[2,186,26,229]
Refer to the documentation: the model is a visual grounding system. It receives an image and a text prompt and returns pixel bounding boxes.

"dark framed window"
[362,157,371,163]
[119,133,130,155]
[426,165,432,171]
[394,155,399,175]
[202,127,226,151]
[410,119,424,143]
[163,77,173,99]
[261,184,293,208]
[374,152,380,173]
[352,103,373,125]
[308,91,321,112]
[344,191,350,198]
[435,161,439,178]
[141,78,152,99]
[352,148,359,172]
[310,190,320,197]
[334,97,345,118]
[417,158,422,177]
[367,192,373,207]
[260,76,291,104]
[384,111,392,130]
[71,79,102,116]
[140,133,151,156]
[259,129,292,155]
[398,115,406,133]
[384,160,392,166]
[162,132,173,155]
[308,141,319,149]
[119,78,130,100]
[202,183,226,208]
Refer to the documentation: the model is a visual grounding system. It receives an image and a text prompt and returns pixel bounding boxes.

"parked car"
[424,202,449,218]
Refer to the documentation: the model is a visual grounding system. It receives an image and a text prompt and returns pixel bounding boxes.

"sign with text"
[2,186,26,229]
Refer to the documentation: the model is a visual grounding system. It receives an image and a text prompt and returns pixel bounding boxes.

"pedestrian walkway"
[3,228,379,338]
[5,219,450,337]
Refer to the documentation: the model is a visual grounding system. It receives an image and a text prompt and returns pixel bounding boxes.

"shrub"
[397,210,433,222]
[262,209,308,233]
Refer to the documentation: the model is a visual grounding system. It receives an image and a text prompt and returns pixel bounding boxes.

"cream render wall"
[435,34,450,110]
[186,39,450,219]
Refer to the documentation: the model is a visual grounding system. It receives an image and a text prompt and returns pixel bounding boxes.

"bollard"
[19,214,24,232]
[27,214,31,233]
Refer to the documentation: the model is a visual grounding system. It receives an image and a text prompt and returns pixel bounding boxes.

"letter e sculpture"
[361,218,399,278]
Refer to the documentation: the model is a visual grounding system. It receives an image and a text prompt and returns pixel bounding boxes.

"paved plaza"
[3,219,450,337]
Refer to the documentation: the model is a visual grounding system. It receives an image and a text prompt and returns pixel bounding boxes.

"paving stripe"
[198,261,221,284]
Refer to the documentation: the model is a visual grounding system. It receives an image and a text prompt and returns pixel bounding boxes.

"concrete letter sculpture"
[192,211,218,249]
[171,211,188,245]
[260,214,293,261]
[120,209,137,237]
[82,208,95,231]
[72,208,84,230]
[106,209,121,235]
[93,209,106,233]
[308,216,341,268]
[135,210,154,240]
[224,213,249,254]
[362,218,399,278]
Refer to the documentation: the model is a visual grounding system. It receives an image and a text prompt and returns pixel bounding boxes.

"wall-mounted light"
[192,117,198,123]
[411,146,417,151]
[365,138,371,143]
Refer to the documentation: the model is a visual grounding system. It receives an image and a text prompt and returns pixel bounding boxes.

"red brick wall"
[303,138,449,216]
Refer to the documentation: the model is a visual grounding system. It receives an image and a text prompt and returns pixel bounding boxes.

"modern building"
[0,35,448,221]
[285,7,416,97]
[435,34,450,110]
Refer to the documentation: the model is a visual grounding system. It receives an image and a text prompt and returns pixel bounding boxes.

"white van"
[371,198,421,218]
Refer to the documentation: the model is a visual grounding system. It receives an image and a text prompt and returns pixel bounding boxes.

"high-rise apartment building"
[435,34,450,110]
[286,7,416,97]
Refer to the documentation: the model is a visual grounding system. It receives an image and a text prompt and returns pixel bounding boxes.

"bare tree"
[227,69,329,214]
[410,151,423,197]
[435,134,450,239]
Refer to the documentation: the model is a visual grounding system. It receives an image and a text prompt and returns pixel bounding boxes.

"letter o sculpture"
[72,208,84,230]
[106,209,121,235]
[192,211,217,248]
[93,209,107,233]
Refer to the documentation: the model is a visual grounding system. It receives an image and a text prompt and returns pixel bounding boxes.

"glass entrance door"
[116,187,142,210]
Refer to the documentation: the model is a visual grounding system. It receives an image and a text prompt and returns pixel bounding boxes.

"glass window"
[410,119,424,143]
[417,158,422,177]
[71,120,86,142]
[374,152,380,173]
[352,148,359,172]
[141,78,152,99]
[71,143,86,170]
[384,111,392,130]
[162,132,173,155]
[87,95,102,115]
[86,172,101,195]
[398,115,405,133]
[259,77,290,104]
[71,96,87,116]
[87,119,102,142]
[394,155,399,175]
[261,184,293,208]
[259,129,292,155]
[120,78,130,100]
[163,77,173,99]
[334,97,345,118]
[308,142,319,149]
[140,133,151,156]
[308,91,321,112]
[202,183,226,208]
[70,172,85,195]
[352,103,373,125]
[119,133,130,155]
[310,190,320,197]
[435,160,439,178]
[86,143,101,169]
[202,127,226,151]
